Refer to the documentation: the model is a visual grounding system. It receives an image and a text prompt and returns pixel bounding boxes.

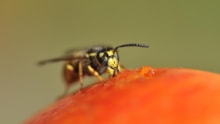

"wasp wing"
[38,54,86,65]
[38,45,112,66]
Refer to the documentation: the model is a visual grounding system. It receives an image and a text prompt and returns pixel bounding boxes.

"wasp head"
[96,43,149,77]
[97,47,120,76]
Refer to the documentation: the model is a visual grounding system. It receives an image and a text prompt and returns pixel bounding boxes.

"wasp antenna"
[113,43,149,53]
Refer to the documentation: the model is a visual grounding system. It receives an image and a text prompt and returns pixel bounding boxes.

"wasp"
[38,43,149,97]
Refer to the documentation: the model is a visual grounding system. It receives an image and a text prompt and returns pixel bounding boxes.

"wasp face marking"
[107,53,119,76]
[96,49,120,76]
[108,57,118,68]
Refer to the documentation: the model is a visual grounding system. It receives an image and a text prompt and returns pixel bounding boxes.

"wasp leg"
[78,61,83,89]
[87,65,104,81]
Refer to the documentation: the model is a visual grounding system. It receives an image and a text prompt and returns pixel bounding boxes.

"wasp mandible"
[38,43,149,96]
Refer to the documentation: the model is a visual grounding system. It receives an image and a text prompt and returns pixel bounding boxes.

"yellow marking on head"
[106,50,114,56]
[107,66,120,76]
[107,67,115,76]
[108,57,118,68]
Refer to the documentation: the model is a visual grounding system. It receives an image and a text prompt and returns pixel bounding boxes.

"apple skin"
[26,67,220,124]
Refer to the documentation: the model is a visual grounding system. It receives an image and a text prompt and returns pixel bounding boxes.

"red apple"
[25,67,220,124]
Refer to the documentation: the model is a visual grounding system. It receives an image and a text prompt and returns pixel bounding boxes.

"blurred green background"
[0,0,219,123]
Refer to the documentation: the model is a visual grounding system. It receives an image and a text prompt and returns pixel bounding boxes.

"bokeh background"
[0,0,219,123]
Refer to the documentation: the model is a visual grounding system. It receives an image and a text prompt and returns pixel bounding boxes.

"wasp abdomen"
[63,62,79,86]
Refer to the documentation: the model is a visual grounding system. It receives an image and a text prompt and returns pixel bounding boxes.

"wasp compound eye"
[97,51,108,66]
